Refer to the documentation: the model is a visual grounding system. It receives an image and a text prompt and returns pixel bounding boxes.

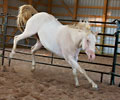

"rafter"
[28,0,33,4]
[73,0,78,19]
[19,0,28,3]
[101,0,108,54]
[3,0,8,14]
[60,0,73,17]
[48,0,52,13]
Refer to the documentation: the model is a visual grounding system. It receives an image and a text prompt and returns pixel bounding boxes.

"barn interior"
[0,0,120,100]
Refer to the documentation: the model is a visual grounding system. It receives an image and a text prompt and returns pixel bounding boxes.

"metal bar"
[51,53,54,64]
[96,44,115,48]
[111,72,120,77]
[101,0,108,54]
[116,64,120,66]
[0,46,115,58]
[58,19,116,24]
[3,56,111,75]
[3,48,114,59]
[100,73,104,83]
[0,41,116,48]
[2,55,115,79]
[0,14,117,24]
[0,32,116,37]
[3,49,113,67]
[98,33,114,36]
[4,42,32,48]
[1,15,8,65]
[110,31,119,85]
[78,60,112,67]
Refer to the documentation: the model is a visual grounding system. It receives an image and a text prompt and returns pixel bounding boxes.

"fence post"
[110,20,120,85]
[1,14,8,66]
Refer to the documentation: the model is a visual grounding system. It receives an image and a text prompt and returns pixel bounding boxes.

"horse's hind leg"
[9,31,36,58]
[31,39,42,71]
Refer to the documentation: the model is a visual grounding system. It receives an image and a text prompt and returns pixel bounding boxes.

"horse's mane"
[17,5,38,32]
[68,22,91,35]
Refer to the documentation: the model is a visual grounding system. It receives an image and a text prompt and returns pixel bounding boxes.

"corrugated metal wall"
[0,0,120,54]
[51,0,120,54]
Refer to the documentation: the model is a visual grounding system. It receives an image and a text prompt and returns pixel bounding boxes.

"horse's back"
[25,12,60,33]
[25,12,63,56]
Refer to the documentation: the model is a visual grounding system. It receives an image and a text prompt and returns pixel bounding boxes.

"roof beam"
[60,0,73,17]
[73,0,78,19]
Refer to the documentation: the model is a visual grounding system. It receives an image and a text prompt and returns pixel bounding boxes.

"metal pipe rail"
[2,55,116,83]
[3,49,113,67]
[58,19,116,24]
[0,41,115,59]
[0,14,120,86]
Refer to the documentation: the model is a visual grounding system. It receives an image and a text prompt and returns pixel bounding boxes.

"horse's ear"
[85,22,91,29]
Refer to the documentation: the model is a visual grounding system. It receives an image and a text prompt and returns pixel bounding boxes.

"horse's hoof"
[9,53,13,58]
[31,69,35,72]
[31,67,35,72]
[75,83,80,88]
[92,84,99,90]
[9,51,15,58]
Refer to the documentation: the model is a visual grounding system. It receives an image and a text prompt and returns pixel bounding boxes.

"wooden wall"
[0,0,120,54]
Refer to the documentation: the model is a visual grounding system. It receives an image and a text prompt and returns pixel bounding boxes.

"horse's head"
[81,32,97,61]
[80,22,97,61]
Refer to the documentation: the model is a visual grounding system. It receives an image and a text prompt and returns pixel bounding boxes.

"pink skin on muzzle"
[85,49,95,61]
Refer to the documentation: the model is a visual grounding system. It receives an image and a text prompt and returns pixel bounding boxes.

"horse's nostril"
[90,55,92,58]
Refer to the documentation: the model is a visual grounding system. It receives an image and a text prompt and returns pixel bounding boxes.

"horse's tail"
[17,5,38,32]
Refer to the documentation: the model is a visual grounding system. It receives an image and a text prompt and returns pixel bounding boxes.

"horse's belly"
[39,32,62,57]
[38,20,63,56]
[40,38,62,57]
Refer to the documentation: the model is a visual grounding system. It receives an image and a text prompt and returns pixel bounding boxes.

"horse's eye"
[87,39,89,43]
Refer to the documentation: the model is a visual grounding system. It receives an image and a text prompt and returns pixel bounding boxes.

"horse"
[9,12,98,89]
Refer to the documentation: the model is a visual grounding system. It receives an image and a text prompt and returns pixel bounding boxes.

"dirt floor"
[0,49,120,100]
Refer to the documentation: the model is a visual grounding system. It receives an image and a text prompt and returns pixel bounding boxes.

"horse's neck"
[64,26,85,48]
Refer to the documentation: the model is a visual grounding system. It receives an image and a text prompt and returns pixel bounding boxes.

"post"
[28,0,33,5]
[48,0,52,14]
[101,0,108,54]
[73,0,78,19]
[3,0,8,15]
[110,20,120,85]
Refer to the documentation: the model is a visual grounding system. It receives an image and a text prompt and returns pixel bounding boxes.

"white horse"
[9,12,98,88]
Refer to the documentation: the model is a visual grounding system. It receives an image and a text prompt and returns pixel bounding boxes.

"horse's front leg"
[71,55,79,87]
[65,55,98,89]
[31,40,42,72]
[72,49,81,87]
[72,67,79,87]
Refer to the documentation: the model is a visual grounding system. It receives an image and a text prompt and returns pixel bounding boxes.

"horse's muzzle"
[85,49,95,61]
